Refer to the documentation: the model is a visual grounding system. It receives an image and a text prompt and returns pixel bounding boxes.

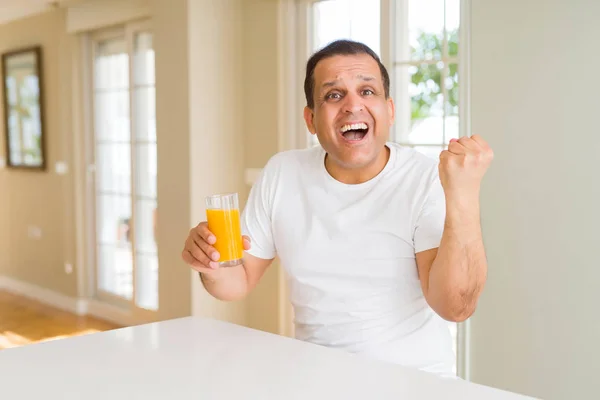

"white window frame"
[278,0,472,380]
[78,19,159,326]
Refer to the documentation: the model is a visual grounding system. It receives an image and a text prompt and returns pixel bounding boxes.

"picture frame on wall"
[1,46,46,170]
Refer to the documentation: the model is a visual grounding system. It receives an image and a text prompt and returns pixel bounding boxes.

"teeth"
[341,123,368,133]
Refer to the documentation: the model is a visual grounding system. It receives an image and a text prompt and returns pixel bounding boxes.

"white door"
[88,21,158,321]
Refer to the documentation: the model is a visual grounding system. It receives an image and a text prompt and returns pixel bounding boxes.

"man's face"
[304,53,395,170]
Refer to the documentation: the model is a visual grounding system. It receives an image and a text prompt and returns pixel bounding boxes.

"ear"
[303,106,317,134]
[387,97,395,126]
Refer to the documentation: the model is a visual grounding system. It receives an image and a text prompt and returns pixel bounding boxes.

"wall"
[469,0,600,398]
[242,0,280,169]
[186,0,247,325]
[66,0,151,33]
[0,9,78,297]
[241,0,284,335]
[151,0,192,321]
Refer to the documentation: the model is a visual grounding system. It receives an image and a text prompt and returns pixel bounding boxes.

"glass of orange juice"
[205,193,243,267]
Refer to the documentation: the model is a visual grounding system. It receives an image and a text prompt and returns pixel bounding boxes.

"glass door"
[89,21,158,317]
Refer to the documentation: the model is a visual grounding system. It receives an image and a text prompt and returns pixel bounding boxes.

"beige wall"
[151,0,192,321]
[187,0,247,325]
[241,0,284,335]
[242,0,280,169]
[0,9,78,297]
[470,0,600,398]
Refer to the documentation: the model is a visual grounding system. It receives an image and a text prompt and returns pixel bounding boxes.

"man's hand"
[439,134,494,199]
[181,222,273,302]
[181,221,251,277]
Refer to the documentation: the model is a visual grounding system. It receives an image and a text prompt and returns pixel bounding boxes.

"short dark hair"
[303,39,390,109]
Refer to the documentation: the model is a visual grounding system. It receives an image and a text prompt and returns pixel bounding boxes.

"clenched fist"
[439,135,494,198]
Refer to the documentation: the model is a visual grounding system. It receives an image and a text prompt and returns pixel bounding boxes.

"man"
[182,40,493,377]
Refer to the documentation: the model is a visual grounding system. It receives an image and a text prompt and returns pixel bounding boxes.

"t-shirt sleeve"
[413,171,446,253]
[240,161,277,260]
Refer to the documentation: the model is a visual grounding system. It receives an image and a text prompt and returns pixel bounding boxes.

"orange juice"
[206,208,243,264]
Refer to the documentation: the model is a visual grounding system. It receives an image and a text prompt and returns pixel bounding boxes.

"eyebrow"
[357,74,376,82]
[321,75,377,88]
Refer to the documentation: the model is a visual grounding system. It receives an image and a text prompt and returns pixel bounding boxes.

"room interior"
[0,0,598,399]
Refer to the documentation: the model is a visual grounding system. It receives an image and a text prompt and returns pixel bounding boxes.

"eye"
[362,89,374,96]
[326,92,342,101]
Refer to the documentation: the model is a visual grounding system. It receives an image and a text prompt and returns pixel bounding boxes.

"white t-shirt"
[241,142,455,376]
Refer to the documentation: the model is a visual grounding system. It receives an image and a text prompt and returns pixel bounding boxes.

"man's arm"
[183,223,274,302]
[199,252,274,302]
[194,155,280,301]
[416,198,487,322]
[415,134,493,322]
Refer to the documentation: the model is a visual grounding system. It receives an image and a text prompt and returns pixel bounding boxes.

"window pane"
[96,193,132,246]
[136,252,158,310]
[413,145,444,160]
[445,116,459,143]
[445,63,459,143]
[408,0,444,61]
[95,38,128,90]
[135,198,157,254]
[133,32,155,86]
[8,110,21,163]
[134,87,156,141]
[5,76,17,106]
[396,64,445,144]
[313,0,380,55]
[93,30,159,309]
[446,63,459,116]
[446,0,460,57]
[98,244,133,299]
[96,143,131,194]
[94,90,130,141]
[449,322,458,375]
[135,143,157,198]
[410,63,444,119]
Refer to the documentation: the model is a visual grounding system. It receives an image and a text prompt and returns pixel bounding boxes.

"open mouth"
[340,122,369,142]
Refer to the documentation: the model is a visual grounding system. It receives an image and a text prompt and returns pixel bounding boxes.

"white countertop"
[0,316,533,399]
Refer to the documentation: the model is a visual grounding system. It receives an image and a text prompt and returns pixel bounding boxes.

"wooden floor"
[0,290,119,350]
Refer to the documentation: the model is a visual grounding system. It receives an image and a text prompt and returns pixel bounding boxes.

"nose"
[342,91,364,114]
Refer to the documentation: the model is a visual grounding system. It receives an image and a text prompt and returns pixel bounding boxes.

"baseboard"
[0,275,134,327]
[0,275,87,316]
[85,299,136,327]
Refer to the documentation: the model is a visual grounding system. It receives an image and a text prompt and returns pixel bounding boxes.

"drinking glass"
[205,193,243,267]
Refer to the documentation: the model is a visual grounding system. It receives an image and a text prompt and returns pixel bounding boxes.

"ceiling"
[0,0,79,26]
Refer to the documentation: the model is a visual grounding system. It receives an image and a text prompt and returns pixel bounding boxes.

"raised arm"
[416,135,493,322]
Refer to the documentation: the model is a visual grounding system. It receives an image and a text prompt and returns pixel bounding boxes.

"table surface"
[0,316,535,399]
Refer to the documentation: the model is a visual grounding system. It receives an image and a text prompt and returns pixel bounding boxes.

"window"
[392,0,460,159]
[89,22,158,313]
[299,0,466,376]
[312,0,381,56]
